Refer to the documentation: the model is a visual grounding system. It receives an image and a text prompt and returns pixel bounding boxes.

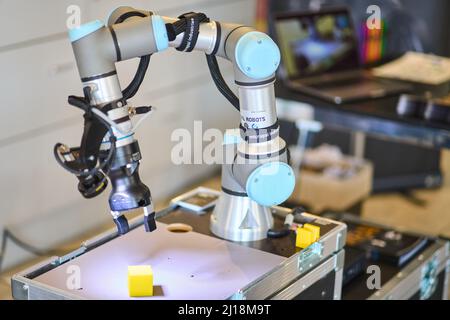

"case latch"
[298,242,323,273]
[420,255,438,300]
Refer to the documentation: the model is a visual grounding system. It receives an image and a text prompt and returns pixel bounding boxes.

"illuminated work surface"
[34,222,285,300]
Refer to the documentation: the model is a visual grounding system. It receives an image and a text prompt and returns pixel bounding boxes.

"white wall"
[0,0,256,270]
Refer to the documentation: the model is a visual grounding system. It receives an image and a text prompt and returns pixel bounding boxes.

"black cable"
[267,207,306,239]
[53,137,115,177]
[267,226,292,239]
[67,95,89,112]
[135,106,153,114]
[9,90,115,268]
[113,12,152,101]
[122,54,151,100]
[176,12,209,52]
[0,228,69,273]
[54,97,117,177]
[166,12,240,111]
[173,20,187,37]
[206,54,240,111]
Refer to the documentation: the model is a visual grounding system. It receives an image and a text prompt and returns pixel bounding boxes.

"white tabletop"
[35,222,285,300]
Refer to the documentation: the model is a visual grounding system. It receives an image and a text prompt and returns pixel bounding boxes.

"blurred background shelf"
[277,84,450,149]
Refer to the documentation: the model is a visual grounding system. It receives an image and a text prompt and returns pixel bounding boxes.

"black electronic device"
[273,7,410,104]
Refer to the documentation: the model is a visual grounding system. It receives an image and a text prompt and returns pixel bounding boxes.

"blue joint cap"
[151,15,169,51]
[246,162,295,207]
[68,20,104,42]
[235,31,281,80]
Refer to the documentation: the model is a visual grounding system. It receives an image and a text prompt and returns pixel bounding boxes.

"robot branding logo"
[366,5,382,30]
[66,5,81,29]
[240,110,271,129]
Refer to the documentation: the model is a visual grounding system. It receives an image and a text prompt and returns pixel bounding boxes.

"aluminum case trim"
[11,196,346,300]
[271,249,345,300]
[368,241,449,300]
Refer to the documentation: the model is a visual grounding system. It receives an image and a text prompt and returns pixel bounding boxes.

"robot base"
[210,191,274,242]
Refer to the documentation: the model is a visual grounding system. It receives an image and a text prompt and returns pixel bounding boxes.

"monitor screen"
[274,8,360,79]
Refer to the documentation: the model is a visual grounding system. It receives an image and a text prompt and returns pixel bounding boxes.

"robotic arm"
[55,7,295,239]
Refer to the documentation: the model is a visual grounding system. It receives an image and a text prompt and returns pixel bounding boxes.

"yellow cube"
[128,265,153,297]
[296,227,314,249]
[304,224,320,242]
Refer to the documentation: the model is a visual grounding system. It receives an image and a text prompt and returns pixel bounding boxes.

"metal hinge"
[298,242,323,273]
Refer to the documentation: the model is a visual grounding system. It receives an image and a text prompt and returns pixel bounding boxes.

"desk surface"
[34,220,285,300]
[276,84,450,149]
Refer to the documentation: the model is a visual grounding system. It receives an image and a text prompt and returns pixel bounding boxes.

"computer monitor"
[274,8,360,79]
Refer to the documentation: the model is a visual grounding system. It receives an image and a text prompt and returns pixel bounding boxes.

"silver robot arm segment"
[62,7,295,238]
[70,10,167,105]
[154,13,295,240]
[67,9,168,234]
[162,15,294,206]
